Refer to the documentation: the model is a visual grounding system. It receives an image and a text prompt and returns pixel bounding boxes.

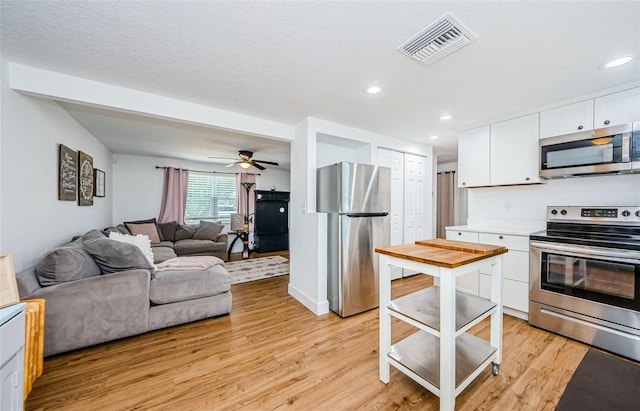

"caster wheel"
[492,363,499,376]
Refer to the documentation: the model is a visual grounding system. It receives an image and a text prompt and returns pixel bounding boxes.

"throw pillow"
[82,232,155,274]
[108,231,156,268]
[126,222,161,244]
[35,242,101,286]
[174,224,197,241]
[193,220,224,241]
[158,221,178,242]
[124,218,162,242]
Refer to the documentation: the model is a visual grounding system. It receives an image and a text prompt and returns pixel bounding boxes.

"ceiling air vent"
[398,12,477,67]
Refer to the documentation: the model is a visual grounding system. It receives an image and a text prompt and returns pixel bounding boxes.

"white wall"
[112,153,290,224]
[467,173,640,228]
[1,57,113,271]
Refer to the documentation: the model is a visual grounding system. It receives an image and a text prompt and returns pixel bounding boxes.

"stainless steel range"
[529,206,640,361]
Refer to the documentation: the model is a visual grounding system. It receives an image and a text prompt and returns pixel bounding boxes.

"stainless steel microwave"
[539,122,634,179]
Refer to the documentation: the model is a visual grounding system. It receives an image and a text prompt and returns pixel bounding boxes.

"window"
[184,172,237,223]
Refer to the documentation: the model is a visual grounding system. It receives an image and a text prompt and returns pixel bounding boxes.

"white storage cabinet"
[1,303,26,411]
[457,126,491,188]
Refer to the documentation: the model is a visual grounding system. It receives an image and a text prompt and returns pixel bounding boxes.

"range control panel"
[547,206,640,224]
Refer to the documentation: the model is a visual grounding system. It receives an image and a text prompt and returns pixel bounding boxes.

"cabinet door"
[446,229,479,295]
[457,126,491,188]
[594,87,640,128]
[539,99,594,138]
[490,113,540,186]
[0,351,23,411]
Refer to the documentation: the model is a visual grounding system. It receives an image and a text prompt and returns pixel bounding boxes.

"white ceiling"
[1,1,639,167]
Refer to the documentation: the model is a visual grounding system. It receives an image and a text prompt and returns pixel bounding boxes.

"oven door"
[539,123,632,178]
[530,241,640,328]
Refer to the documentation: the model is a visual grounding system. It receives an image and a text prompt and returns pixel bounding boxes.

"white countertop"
[446,223,545,236]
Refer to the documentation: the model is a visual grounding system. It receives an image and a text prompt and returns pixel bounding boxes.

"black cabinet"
[254,190,289,252]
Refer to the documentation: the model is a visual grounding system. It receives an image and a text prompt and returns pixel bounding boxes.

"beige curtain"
[436,171,467,238]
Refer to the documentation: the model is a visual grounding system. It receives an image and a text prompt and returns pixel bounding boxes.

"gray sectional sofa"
[104,218,229,263]
[16,222,233,356]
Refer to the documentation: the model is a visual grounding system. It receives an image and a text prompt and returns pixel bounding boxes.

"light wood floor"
[26,273,591,411]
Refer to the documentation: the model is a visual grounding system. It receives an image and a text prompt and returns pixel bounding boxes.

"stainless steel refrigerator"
[317,162,390,317]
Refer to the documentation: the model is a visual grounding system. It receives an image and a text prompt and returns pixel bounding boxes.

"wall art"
[58,144,77,201]
[78,151,94,206]
[93,168,105,197]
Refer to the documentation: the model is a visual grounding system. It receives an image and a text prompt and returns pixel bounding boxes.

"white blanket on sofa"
[155,256,225,272]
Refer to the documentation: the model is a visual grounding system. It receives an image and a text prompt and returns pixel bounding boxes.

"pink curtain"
[237,172,256,231]
[158,167,189,224]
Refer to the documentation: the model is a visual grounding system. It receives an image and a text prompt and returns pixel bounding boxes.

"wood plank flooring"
[26,273,590,411]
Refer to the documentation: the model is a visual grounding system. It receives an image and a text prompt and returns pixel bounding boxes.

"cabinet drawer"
[480,250,528,282]
[478,233,529,251]
[503,279,529,313]
[446,230,479,243]
[0,311,25,366]
[479,276,529,313]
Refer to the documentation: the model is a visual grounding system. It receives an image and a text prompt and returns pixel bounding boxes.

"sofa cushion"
[158,221,178,242]
[193,220,224,241]
[150,244,178,264]
[35,241,101,286]
[82,231,155,274]
[125,222,161,244]
[174,239,226,256]
[149,264,230,305]
[108,231,155,267]
[174,224,197,241]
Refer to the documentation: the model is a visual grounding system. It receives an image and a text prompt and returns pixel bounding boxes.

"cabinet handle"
[604,120,610,125]
[458,232,462,236]
[499,235,504,239]
[577,125,583,130]
[525,177,530,181]
[462,182,466,186]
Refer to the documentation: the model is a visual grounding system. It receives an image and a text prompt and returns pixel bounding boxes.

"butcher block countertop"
[375,238,508,269]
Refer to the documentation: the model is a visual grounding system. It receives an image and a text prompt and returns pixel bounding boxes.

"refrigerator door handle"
[345,212,389,218]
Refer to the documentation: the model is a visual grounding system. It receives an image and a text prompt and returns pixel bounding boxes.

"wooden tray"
[415,238,507,255]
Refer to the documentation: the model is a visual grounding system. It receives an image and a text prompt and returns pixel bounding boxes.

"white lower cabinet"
[446,227,531,318]
[1,304,26,411]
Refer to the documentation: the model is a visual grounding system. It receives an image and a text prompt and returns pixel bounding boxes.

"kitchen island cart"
[376,239,507,411]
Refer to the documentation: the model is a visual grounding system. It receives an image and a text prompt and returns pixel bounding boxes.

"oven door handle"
[530,241,640,262]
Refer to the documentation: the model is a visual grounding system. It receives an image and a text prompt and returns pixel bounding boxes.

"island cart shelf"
[375,239,507,411]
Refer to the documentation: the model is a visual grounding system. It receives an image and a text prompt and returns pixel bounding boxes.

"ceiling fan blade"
[253,159,279,166]
[225,162,238,168]
[252,162,266,171]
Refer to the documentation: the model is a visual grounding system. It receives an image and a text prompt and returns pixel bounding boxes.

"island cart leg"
[379,254,391,383]
[440,268,456,410]
[490,256,503,373]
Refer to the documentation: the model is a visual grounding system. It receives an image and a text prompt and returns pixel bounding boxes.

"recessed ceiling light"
[366,85,382,94]
[604,56,633,68]
[439,115,452,120]
[430,135,439,140]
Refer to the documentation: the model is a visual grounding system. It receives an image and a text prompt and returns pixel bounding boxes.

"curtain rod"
[155,166,260,176]
[437,170,456,175]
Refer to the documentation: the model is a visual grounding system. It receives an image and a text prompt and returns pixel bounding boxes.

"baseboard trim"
[288,283,329,316]
[504,307,528,321]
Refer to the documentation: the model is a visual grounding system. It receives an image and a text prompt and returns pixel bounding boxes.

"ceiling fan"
[212,150,279,171]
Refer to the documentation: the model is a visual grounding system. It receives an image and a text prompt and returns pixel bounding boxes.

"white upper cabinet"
[490,113,540,186]
[539,99,594,138]
[594,87,640,128]
[457,125,491,188]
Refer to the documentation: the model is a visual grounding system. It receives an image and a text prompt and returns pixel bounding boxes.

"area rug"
[555,349,640,411]
[226,256,289,285]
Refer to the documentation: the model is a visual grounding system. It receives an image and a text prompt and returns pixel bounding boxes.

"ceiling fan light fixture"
[239,161,252,169]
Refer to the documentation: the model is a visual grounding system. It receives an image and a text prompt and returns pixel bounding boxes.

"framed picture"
[0,254,19,309]
[93,169,105,197]
[58,144,77,201]
[78,151,94,206]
